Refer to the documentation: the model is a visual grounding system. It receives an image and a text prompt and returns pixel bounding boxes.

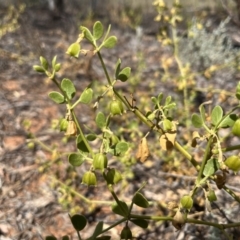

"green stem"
[197,136,213,184]
[97,51,112,85]
[100,218,127,234]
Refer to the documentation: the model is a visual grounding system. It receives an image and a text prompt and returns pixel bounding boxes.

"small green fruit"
[232,119,240,137]
[110,99,124,115]
[33,65,45,73]
[225,155,240,173]
[66,42,81,58]
[59,118,68,132]
[207,189,217,202]
[82,171,97,186]
[105,168,122,184]
[180,195,193,210]
[93,153,108,170]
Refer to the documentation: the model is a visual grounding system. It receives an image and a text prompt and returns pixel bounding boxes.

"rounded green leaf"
[225,155,240,173]
[66,42,81,58]
[82,171,97,186]
[236,81,240,100]
[180,195,193,210]
[76,135,89,152]
[61,78,76,99]
[112,201,128,217]
[79,87,93,104]
[68,153,85,166]
[117,67,131,82]
[133,192,149,208]
[70,214,87,231]
[93,21,104,40]
[91,221,103,238]
[48,91,65,104]
[33,65,45,73]
[130,219,149,229]
[203,158,220,177]
[120,226,132,239]
[52,55,57,68]
[40,56,48,70]
[102,36,117,48]
[191,113,203,128]
[211,105,223,126]
[80,26,94,43]
[96,112,106,129]
[115,141,129,154]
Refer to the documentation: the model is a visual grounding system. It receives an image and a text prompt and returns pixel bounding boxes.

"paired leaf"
[115,59,121,79]
[218,114,237,128]
[48,91,65,104]
[61,78,76,99]
[115,141,129,154]
[40,56,48,70]
[68,153,85,166]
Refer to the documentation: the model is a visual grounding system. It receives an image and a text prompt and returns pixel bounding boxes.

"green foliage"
[32,2,240,239]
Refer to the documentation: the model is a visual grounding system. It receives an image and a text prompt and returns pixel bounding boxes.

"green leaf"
[66,43,81,58]
[117,67,131,82]
[96,112,106,129]
[151,97,158,105]
[236,81,240,100]
[130,219,149,229]
[115,59,121,79]
[79,87,93,104]
[40,56,48,70]
[158,93,163,104]
[115,141,129,154]
[45,236,57,240]
[133,192,149,208]
[199,104,206,122]
[68,153,85,167]
[93,21,104,40]
[219,114,237,128]
[52,55,57,68]
[70,214,87,231]
[76,135,89,153]
[86,134,97,141]
[102,36,117,48]
[165,96,172,105]
[203,158,220,177]
[91,221,103,238]
[112,201,128,217]
[61,78,76,99]
[48,91,65,104]
[191,113,203,128]
[80,26,94,43]
[211,105,223,126]
[33,65,45,73]
[146,111,155,121]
